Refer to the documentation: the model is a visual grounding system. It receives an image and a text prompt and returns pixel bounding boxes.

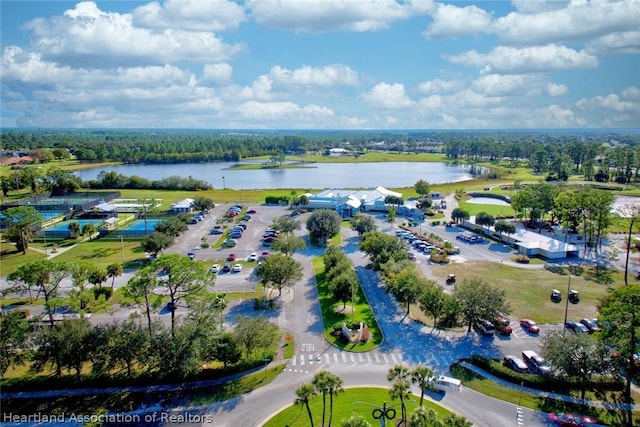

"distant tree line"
[83,170,212,190]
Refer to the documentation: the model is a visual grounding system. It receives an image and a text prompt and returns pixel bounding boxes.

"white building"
[305,186,404,217]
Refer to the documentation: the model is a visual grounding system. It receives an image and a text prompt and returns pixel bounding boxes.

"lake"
[75,161,486,190]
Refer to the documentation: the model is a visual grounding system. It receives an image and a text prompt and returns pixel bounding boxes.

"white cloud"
[546,83,567,97]
[269,64,359,87]
[446,44,598,74]
[510,0,569,14]
[132,0,247,32]
[423,3,492,39]
[586,31,640,55]
[361,82,415,109]
[493,0,640,46]
[201,63,233,85]
[23,1,244,68]
[577,86,640,116]
[247,0,434,32]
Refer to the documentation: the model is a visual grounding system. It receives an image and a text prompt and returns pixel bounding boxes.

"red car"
[547,412,599,426]
[260,251,270,259]
[520,319,540,334]
[493,317,512,335]
[227,253,236,261]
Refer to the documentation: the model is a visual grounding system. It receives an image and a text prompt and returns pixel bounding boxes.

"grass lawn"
[424,261,627,324]
[263,387,454,427]
[457,200,516,218]
[312,257,382,351]
[51,240,147,270]
[0,241,46,276]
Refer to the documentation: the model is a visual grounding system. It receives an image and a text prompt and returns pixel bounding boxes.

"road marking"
[349,354,355,363]
[358,353,364,362]
[301,343,314,352]
[366,353,372,363]
[300,357,305,365]
[374,353,380,363]
[382,354,389,363]
[333,353,339,363]
[341,353,347,363]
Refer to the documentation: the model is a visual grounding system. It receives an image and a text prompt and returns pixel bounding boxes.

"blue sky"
[1,0,639,130]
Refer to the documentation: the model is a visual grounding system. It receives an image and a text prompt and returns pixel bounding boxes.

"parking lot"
[166,203,292,292]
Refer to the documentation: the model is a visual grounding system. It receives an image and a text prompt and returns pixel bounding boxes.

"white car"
[248,253,258,262]
[232,264,243,272]
[210,264,220,273]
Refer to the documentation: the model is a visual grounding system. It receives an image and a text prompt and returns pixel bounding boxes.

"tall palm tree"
[106,263,123,290]
[295,383,316,427]
[411,365,434,406]
[388,365,412,423]
[326,373,344,427]
[312,370,332,427]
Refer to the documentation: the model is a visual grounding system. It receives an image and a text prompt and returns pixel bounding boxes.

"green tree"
[0,311,32,376]
[272,216,301,234]
[475,212,495,227]
[598,285,640,426]
[141,231,174,257]
[106,263,123,290]
[329,270,359,310]
[454,278,509,333]
[295,383,317,427]
[20,165,44,194]
[409,405,440,427]
[419,280,447,328]
[351,214,377,236]
[411,365,435,406]
[69,261,95,311]
[3,206,42,254]
[450,208,469,224]
[81,223,97,239]
[7,260,70,328]
[616,204,640,286]
[232,315,279,357]
[306,210,342,246]
[42,166,81,195]
[414,179,430,197]
[68,221,81,238]
[271,233,306,256]
[541,330,608,400]
[494,220,516,244]
[256,252,303,297]
[312,370,344,427]
[152,254,209,336]
[341,415,371,427]
[124,267,162,337]
[193,196,215,212]
[359,231,408,270]
[384,266,424,315]
[33,318,92,377]
[387,206,397,223]
[388,364,412,423]
[440,414,472,426]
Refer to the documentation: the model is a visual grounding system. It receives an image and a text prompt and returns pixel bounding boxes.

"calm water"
[76,161,485,190]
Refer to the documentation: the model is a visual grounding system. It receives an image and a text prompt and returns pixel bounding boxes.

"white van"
[432,375,461,393]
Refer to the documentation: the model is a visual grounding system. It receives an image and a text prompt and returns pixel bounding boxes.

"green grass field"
[312,257,383,351]
[262,387,453,427]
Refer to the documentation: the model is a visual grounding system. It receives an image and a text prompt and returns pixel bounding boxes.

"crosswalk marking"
[333,353,338,363]
[374,353,380,363]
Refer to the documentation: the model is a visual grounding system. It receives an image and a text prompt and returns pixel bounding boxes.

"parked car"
[222,239,237,247]
[210,228,224,235]
[520,319,540,334]
[503,355,529,373]
[209,264,220,273]
[492,317,513,335]
[475,319,495,337]
[547,412,599,427]
[260,251,270,259]
[232,264,243,272]
[408,252,417,261]
[229,232,243,239]
[522,350,553,375]
[222,263,232,273]
[247,209,257,214]
[248,253,258,262]
[227,253,236,261]
[579,318,601,333]
[565,321,589,334]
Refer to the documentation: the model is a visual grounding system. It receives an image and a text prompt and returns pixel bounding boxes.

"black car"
[565,321,589,334]
[475,319,495,337]
[210,228,224,235]
[580,318,601,333]
[222,263,232,273]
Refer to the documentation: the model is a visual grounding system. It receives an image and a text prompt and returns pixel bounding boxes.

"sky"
[1,0,639,130]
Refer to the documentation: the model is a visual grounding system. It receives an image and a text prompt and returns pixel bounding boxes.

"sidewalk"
[459,361,640,411]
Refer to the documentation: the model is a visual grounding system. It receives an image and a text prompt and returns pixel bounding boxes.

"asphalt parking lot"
[166,203,292,292]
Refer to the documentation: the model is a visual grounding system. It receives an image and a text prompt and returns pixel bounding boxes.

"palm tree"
[68,221,80,238]
[106,263,123,290]
[312,370,332,427]
[295,383,316,427]
[340,415,371,427]
[388,365,412,423]
[326,373,344,427]
[411,365,434,406]
[409,405,439,427]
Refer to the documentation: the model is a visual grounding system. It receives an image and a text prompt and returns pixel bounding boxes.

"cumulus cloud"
[269,64,359,87]
[361,82,415,109]
[586,31,640,55]
[493,0,640,46]
[247,0,434,32]
[510,0,569,14]
[417,78,465,94]
[423,3,492,38]
[201,63,233,85]
[132,0,247,32]
[22,1,244,68]
[446,44,598,74]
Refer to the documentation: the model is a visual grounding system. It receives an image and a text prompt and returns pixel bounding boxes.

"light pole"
[562,273,571,336]
[222,176,226,190]
[118,235,125,266]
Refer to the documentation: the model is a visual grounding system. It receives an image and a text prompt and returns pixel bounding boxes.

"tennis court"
[118,219,161,234]
[45,219,106,232]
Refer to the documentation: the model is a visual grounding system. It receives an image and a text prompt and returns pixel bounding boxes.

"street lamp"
[355,401,398,427]
[222,176,226,190]
[562,273,571,337]
[118,235,125,266]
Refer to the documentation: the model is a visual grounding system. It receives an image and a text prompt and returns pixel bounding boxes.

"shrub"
[200,242,210,248]
[430,253,450,264]
[514,254,530,264]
